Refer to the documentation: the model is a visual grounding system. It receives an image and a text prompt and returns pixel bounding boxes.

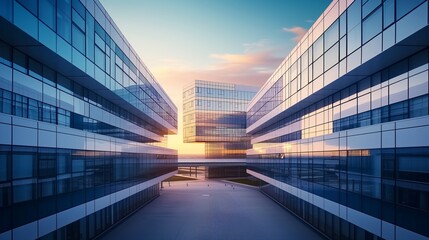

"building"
[246,0,429,239]
[0,0,177,239]
[183,80,256,177]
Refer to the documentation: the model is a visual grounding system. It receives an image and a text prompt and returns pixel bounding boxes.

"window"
[72,24,85,54]
[39,0,56,30]
[362,7,382,43]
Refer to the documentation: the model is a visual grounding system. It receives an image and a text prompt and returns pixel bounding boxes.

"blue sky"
[99,0,331,155]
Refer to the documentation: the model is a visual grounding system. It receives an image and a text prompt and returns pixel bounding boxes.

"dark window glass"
[0,89,12,114]
[39,0,56,30]
[410,95,429,118]
[13,49,27,73]
[383,0,395,28]
[12,149,36,179]
[28,58,43,80]
[396,0,425,19]
[16,0,38,16]
[0,41,12,66]
[362,0,381,18]
[28,99,41,120]
[397,147,429,183]
[390,101,408,121]
[72,9,85,31]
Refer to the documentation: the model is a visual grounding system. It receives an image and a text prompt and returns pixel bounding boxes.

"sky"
[99,0,331,156]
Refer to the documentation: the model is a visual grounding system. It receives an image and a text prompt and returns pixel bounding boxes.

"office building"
[0,0,177,239]
[246,0,429,239]
[183,80,256,177]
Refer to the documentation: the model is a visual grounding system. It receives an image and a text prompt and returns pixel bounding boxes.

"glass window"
[347,24,361,54]
[39,0,56,30]
[362,7,382,43]
[409,95,429,118]
[28,58,42,80]
[324,43,339,71]
[389,79,408,104]
[383,0,395,28]
[324,20,339,50]
[28,99,40,120]
[16,0,37,16]
[396,0,425,20]
[12,151,35,179]
[95,46,105,70]
[339,13,347,38]
[57,0,72,42]
[0,148,10,182]
[390,101,408,121]
[362,0,381,18]
[72,25,85,54]
[0,41,12,66]
[409,71,428,98]
[72,9,85,31]
[347,0,361,31]
[0,0,13,21]
[13,49,27,73]
[313,36,324,61]
[313,57,323,78]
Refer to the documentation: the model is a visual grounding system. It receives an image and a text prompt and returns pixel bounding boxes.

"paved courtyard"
[100,180,325,240]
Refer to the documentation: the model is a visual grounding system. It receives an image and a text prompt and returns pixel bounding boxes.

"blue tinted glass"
[363,7,382,43]
[16,0,37,16]
[0,41,12,66]
[95,46,105,70]
[383,0,395,28]
[57,0,72,42]
[39,0,56,30]
[72,9,85,31]
[347,0,361,31]
[362,0,381,18]
[396,0,425,19]
[0,0,13,21]
[14,3,38,39]
[72,25,85,53]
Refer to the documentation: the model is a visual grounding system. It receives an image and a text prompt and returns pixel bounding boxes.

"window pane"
[363,8,382,43]
[39,0,56,30]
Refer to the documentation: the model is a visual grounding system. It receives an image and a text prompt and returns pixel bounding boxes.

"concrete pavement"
[100,179,325,240]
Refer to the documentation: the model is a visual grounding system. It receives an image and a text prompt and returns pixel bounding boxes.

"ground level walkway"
[100,179,325,240]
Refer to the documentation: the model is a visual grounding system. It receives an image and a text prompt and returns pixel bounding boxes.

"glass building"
[183,80,256,177]
[0,0,177,239]
[246,0,429,239]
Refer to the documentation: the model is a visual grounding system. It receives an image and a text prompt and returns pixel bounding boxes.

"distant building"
[247,0,429,239]
[0,0,177,239]
[183,80,257,177]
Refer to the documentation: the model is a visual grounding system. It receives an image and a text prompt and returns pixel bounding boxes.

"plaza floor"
[100,179,325,240]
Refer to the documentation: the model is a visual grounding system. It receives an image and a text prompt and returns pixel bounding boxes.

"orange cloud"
[282,26,307,42]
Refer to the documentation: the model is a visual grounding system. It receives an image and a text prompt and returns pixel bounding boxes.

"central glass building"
[0,0,177,239]
[183,80,256,177]
[247,0,429,239]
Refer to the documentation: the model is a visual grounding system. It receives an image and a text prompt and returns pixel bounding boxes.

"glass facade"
[0,0,177,239]
[247,0,429,239]
[183,80,256,159]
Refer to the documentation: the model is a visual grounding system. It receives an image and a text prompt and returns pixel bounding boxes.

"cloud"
[305,19,314,23]
[282,26,307,43]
